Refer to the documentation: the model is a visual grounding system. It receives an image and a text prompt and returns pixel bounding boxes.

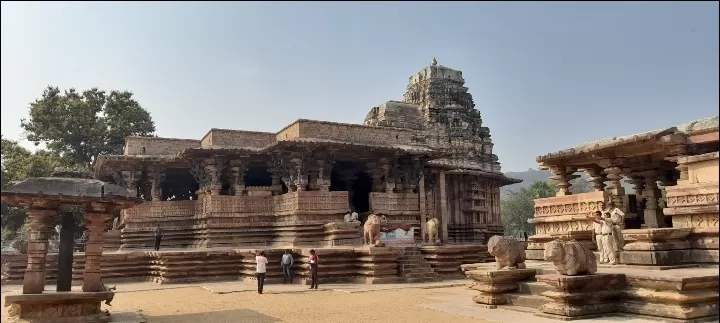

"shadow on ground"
[145,309,280,323]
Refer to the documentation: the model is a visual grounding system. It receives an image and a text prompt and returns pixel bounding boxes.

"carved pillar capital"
[548,165,574,196]
[581,167,607,192]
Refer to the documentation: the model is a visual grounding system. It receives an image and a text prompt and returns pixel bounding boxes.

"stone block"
[465,268,537,306]
[4,291,114,323]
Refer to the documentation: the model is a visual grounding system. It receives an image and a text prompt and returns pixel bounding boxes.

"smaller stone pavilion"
[462,116,719,323]
[1,171,142,323]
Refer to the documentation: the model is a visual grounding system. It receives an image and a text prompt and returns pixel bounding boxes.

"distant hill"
[501,168,634,198]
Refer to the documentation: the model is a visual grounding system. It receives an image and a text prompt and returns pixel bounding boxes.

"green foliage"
[20,87,156,166]
[501,181,559,238]
[2,85,156,244]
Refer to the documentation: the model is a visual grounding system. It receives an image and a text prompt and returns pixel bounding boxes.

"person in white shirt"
[255,251,269,294]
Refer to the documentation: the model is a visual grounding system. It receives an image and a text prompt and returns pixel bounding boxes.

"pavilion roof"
[535,116,719,166]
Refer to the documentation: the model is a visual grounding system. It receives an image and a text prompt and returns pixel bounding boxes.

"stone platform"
[1,244,490,286]
[4,291,114,323]
[462,261,719,322]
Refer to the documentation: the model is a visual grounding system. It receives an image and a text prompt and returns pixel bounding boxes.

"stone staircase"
[395,246,439,283]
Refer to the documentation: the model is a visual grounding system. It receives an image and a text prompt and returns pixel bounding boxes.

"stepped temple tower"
[94,59,521,249]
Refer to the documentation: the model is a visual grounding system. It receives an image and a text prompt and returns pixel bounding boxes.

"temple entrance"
[162,168,199,200]
[329,162,372,215]
[351,172,372,214]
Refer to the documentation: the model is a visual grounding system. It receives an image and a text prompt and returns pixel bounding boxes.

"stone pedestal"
[536,273,625,320]
[620,228,693,266]
[4,291,114,323]
[465,268,537,307]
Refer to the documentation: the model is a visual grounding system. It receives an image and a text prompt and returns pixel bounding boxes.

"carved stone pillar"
[582,167,607,192]
[149,167,165,201]
[676,160,689,181]
[316,160,331,192]
[205,163,220,195]
[283,177,296,192]
[419,172,427,240]
[23,209,57,294]
[83,211,111,292]
[380,159,395,193]
[640,171,665,228]
[605,167,626,208]
[439,169,449,241]
[548,166,576,196]
[625,174,646,216]
[291,157,308,192]
[232,162,246,196]
[366,162,384,192]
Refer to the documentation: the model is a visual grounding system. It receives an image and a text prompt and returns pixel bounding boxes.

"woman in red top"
[309,249,319,289]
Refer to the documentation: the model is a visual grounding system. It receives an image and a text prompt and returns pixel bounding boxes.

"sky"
[1,2,718,172]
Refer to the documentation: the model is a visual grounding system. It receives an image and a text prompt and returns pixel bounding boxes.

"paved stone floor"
[1,280,668,323]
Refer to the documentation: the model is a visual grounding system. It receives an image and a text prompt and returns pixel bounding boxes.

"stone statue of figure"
[586,211,622,265]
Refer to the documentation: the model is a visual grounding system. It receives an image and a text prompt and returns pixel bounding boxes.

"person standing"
[281,249,294,284]
[256,251,269,294]
[153,226,163,251]
[309,249,319,289]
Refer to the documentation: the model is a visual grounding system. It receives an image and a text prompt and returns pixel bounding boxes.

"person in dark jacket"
[153,226,163,251]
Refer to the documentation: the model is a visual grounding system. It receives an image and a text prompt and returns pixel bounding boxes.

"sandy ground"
[1,283,490,323]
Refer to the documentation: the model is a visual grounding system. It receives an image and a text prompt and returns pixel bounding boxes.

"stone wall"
[123,137,201,155]
[276,119,417,146]
[664,152,719,264]
[120,191,350,248]
[200,129,276,148]
[526,191,606,260]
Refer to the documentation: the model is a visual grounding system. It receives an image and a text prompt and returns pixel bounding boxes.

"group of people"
[585,201,625,265]
[254,249,319,294]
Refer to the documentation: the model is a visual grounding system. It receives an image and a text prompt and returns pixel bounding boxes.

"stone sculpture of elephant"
[425,218,440,244]
[543,239,597,276]
[363,213,387,245]
[487,235,527,270]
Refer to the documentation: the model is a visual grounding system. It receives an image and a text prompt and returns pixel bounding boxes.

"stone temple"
[93,58,521,250]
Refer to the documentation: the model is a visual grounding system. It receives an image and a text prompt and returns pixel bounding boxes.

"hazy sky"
[1,2,718,171]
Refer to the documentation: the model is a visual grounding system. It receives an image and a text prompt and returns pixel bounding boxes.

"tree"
[1,137,68,246]
[501,181,558,238]
[569,176,594,194]
[20,87,156,167]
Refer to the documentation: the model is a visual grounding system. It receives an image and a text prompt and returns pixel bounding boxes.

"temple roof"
[536,116,719,164]
[1,176,141,208]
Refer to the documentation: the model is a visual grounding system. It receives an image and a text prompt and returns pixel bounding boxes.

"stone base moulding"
[535,273,626,320]
[4,291,115,323]
[465,267,537,306]
[620,228,694,266]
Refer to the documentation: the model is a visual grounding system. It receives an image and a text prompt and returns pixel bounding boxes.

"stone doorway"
[351,171,372,214]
